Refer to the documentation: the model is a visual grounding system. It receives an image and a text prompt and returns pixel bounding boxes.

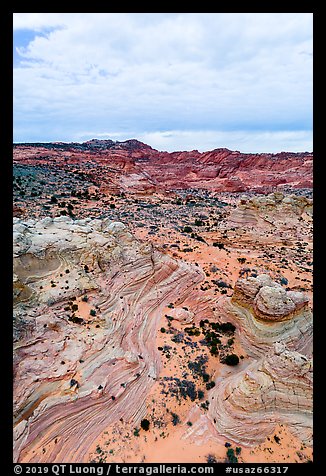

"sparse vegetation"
[13,152,313,465]
[223,354,240,366]
[171,412,180,426]
[140,419,150,431]
[226,447,238,463]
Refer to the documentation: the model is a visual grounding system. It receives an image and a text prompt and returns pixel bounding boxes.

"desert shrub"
[184,327,200,336]
[206,454,218,463]
[211,322,235,333]
[194,219,205,226]
[237,257,246,263]
[171,413,180,426]
[212,242,225,249]
[140,419,150,431]
[226,448,238,463]
[165,315,174,321]
[210,346,218,356]
[197,390,205,400]
[215,280,229,288]
[200,400,209,410]
[69,315,84,325]
[224,354,239,366]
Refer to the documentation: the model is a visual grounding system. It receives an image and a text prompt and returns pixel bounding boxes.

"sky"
[13,13,313,152]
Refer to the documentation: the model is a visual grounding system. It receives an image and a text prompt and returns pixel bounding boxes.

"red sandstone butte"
[13,140,313,194]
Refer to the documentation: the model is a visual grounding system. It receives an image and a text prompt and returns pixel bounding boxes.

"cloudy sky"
[13,13,313,152]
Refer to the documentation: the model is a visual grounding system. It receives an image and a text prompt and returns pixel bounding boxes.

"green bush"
[171,413,180,426]
[210,346,218,356]
[224,354,239,366]
[194,219,204,226]
[212,242,225,249]
[202,373,210,382]
[226,448,238,463]
[237,257,246,264]
[197,390,205,400]
[140,419,150,431]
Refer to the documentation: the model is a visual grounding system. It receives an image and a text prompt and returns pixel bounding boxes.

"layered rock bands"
[13,216,204,462]
[207,274,312,446]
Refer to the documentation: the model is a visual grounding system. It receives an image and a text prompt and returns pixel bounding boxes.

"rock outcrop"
[205,274,313,447]
[220,274,312,357]
[13,141,313,194]
[13,216,204,463]
[228,192,313,227]
[208,342,313,446]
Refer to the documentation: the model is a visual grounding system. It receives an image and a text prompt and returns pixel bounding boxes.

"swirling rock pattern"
[13,216,204,462]
[224,274,312,357]
[228,192,313,230]
[206,274,313,447]
[208,343,313,446]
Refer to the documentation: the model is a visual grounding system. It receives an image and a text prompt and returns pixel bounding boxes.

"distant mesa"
[83,138,154,151]
[13,139,313,194]
[14,138,154,152]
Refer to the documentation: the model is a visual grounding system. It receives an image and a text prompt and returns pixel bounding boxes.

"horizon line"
[12,138,313,156]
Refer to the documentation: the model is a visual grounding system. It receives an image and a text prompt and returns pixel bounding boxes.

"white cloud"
[13,13,313,151]
[13,12,66,31]
[72,129,312,153]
